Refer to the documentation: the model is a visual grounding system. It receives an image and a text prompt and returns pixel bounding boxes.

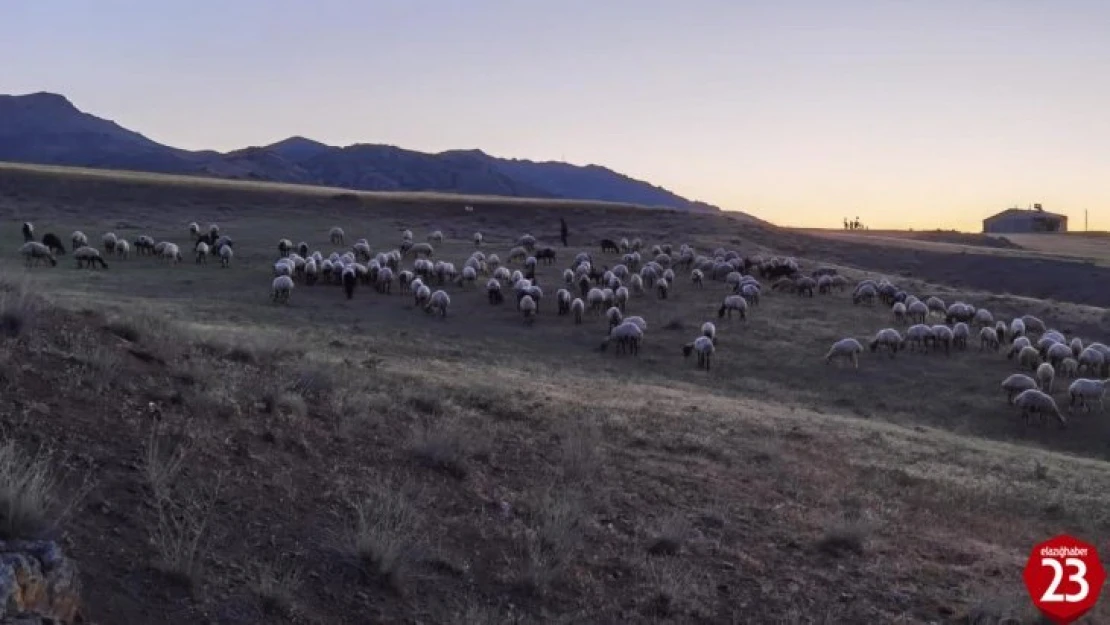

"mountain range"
[0,92,720,212]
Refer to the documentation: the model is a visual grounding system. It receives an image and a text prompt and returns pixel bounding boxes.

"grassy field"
[0,165,1108,624]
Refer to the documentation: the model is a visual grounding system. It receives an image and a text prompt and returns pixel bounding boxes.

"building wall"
[983,214,1067,233]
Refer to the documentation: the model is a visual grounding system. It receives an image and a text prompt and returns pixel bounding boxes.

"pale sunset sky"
[4,1,1108,231]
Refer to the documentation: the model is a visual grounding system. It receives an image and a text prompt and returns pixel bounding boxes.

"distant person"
[843,218,849,230]
[560,217,568,247]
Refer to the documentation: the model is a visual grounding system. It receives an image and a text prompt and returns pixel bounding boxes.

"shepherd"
[560,217,568,247]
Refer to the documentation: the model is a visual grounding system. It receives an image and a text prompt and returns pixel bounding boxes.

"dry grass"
[348,481,422,592]
[250,555,302,615]
[142,424,190,502]
[150,475,221,587]
[0,439,63,539]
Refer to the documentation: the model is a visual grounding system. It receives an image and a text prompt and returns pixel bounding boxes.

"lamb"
[71,231,88,251]
[979,326,1001,351]
[271,275,294,304]
[19,242,56,267]
[691,269,704,287]
[600,321,644,356]
[219,244,233,268]
[21,222,33,243]
[195,242,209,263]
[1001,373,1037,404]
[606,306,623,330]
[701,321,716,344]
[1036,362,1056,393]
[869,328,903,357]
[519,294,537,323]
[425,290,450,317]
[474,232,483,247]
[682,336,715,370]
[571,298,585,324]
[329,227,345,245]
[1017,345,1042,371]
[1012,389,1066,427]
[74,246,108,269]
[1067,378,1107,413]
[825,338,864,369]
[718,295,748,320]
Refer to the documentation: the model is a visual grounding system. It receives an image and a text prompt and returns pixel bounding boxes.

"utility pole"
[1085,209,1088,232]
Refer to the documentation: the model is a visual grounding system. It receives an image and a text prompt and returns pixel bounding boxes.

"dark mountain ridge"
[0,92,721,212]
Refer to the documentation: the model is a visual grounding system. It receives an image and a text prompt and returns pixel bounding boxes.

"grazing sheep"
[952,322,970,350]
[682,336,715,370]
[1036,362,1056,393]
[428,230,444,243]
[869,328,903,357]
[973,308,994,327]
[623,316,647,332]
[188,222,200,239]
[408,242,435,259]
[979,326,1001,351]
[906,301,928,324]
[414,284,432,308]
[101,232,118,255]
[606,306,623,330]
[40,233,65,256]
[114,239,130,259]
[277,239,293,257]
[70,231,88,251]
[1067,378,1107,413]
[1009,318,1026,342]
[1060,357,1079,379]
[1006,337,1033,360]
[161,243,183,264]
[853,284,877,306]
[1012,389,1066,427]
[271,275,294,304]
[1021,315,1046,335]
[195,242,209,263]
[19,242,56,267]
[904,324,934,352]
[656,278,669,299]
[586,288,606,315]
[825,338,864,369]
[1001,373,1038,404]
[21,222,33,243]
[571,298,585,324]
[208,224,220,242]
[519,295,537,323]
[425,290,450,317]
[718,295,748,320]
[891,302,907,324]
[1045,342,1072,368]
[1017,345,1042,371]
[74,246,108,269]
[691,268,704,287]
[1077,347,1105,376]
[600,321,644,356]
[1070,337,1084,358]
[487,279,504,305]
[219,244,233,268]
[329,227,345,245]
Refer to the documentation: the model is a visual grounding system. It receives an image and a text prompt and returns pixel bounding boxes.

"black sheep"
[41,233,65,255]
[600,238,619,254]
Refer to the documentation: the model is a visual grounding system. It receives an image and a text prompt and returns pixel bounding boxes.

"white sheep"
[1006,337,1033,360]
[586,288,606,315]
[1012,389,1066,427]
[473,232,483,247]
[519,294,537,323]
[701,321,716,344]
[952,322,970,350]
[1009,318,1026,342]
[1001,373,1037,403]
[161,243,182,264]
[487,279,504,305]
[904,324,934,352]
[414,284,432,308]
[656,278,669,299]
[1017,345,1042,371]
[1060,358,1079,379]
[682,336,715,370]
[825,338,864,369]
[1067,378,1107,413]
[195,242,210,263]
[571,298,585,324]
[891,302,907,324]
[1077,347,1105,376]
[973,308,994,327]
[329,227,345,245]
[271,275,294,304]
[623,316,647,332]
[428,230,444,243]
[114,239,130,259]
[691,268,704,287]
[606,306,623,330]
[219,244,233,268]
[931,324,955,354]
[869,328,903,357]
[906,300,928,324]
[1045,342,1073,368]
[19,242,56,267]
[600,321,644,356]
[74,246,108,269]
[70,231,88,251]
[425,290,450,317]
[718,295,747,320]
[979,326,1000,351]
[102,232,118,255]
[1036,362,1055,393]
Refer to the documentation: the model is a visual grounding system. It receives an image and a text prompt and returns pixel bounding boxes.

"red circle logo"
[1023,535,1106,624]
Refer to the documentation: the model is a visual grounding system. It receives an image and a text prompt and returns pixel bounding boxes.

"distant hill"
[0,92,722,212]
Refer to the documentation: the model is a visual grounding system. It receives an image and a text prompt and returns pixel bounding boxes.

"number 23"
[1041,557,1090,603]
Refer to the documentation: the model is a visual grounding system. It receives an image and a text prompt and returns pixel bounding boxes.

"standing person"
[843,217,849,230]
[560,217,568,247]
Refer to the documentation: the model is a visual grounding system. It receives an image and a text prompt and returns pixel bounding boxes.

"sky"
[3,0,1109,231]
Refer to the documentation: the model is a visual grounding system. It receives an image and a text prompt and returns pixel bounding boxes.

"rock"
[0,540,82,624]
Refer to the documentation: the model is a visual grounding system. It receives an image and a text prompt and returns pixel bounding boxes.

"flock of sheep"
[15,218,1107,430]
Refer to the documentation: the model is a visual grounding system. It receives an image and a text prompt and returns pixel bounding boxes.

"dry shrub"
[0,278,38,339]
[518,489,583,595]
[142,425,189,502]
[251,555,302,615]
[0,440,65,539]
[150,475,221,587]
[349,481,422,592]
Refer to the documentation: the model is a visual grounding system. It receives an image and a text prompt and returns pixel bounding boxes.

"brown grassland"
[0,163,1108,624]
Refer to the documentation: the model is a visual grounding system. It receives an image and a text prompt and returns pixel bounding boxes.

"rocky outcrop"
[0,541,81,624]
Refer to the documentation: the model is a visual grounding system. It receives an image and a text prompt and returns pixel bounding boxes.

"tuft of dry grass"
[251,555,302,615]
[409,419,472,479]
[815,514,874,557]
[0,279,36,339]
[150,475,221,588]
[348,482,422,592]
[518,489,584,595]
[0,439,63,540]
[142,425,190,502]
